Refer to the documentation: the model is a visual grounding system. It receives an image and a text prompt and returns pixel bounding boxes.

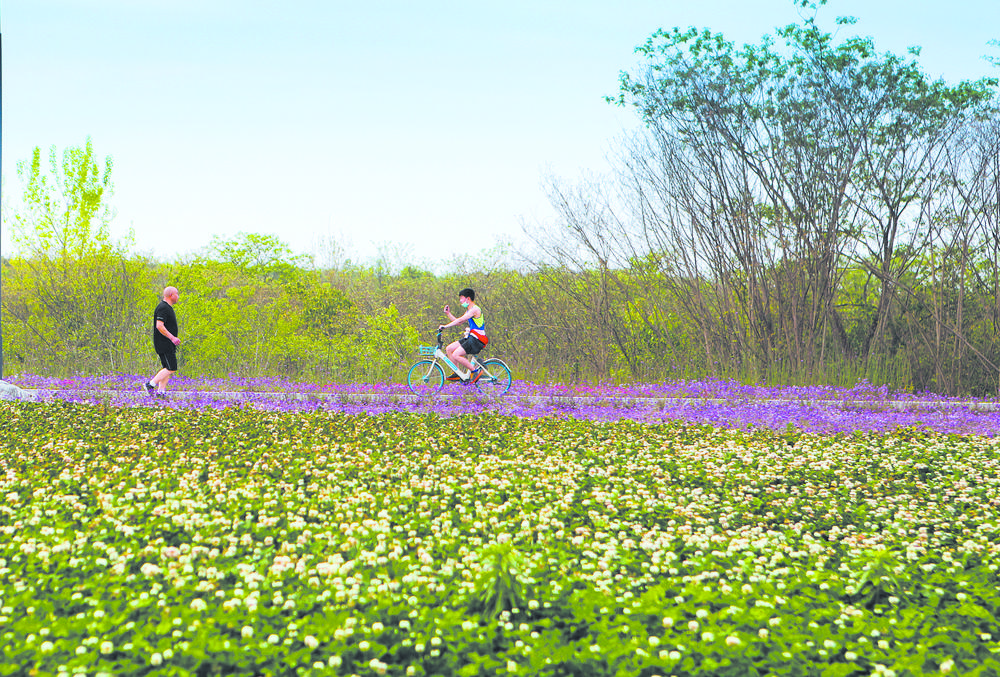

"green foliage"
[470,541,532,620]
[592,2,1000,394]
[12,137,119,258]
[165,251,420,380]
[2,405,999,675]
[3,139,150,375]
[208,231,308,280]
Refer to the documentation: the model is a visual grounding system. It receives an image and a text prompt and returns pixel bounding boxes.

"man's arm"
[439,305,478,330]
[156,320,181,347]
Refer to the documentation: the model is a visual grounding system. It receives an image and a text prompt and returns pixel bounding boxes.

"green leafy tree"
[208,231,307,277]
[3,139,150,374]
[12,137,116,258]
[600,0,997,379]
[169,234,312,378]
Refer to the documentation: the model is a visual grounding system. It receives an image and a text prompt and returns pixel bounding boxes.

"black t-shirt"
[152,300,178,353]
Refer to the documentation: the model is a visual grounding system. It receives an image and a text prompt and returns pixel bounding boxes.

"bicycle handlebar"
[436,326,473,347]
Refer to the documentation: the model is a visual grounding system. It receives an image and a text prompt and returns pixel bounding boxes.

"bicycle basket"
[418,346,436,356]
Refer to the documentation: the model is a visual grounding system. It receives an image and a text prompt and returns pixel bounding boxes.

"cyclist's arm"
[439,305,478,329]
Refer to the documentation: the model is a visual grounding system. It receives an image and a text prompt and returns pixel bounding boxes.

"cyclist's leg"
[448,341,474,373]
[443,341,465,380]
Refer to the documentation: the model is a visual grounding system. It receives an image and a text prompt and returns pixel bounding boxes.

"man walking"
[144,286,181,396]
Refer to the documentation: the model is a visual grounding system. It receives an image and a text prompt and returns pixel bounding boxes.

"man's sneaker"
[144,382,156,396]
[470,367,483,384]
[446,373,462,382]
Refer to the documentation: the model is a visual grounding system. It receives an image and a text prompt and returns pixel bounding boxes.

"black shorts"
[157,349,178,372]
[459,336,486,356]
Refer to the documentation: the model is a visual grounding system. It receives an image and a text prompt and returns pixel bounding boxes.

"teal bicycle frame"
[407,329,512,396]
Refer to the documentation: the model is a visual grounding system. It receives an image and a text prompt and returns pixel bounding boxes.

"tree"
[209,232,306,274]
[3,139,150,374]
[12,137,116,258]
[600,0,997,379]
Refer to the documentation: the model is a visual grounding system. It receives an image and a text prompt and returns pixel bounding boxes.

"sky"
[1,0,998,270]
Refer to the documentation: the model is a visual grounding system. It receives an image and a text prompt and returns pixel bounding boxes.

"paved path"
[5,387,999,411]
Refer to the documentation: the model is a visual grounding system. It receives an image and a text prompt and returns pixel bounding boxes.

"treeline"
[3,7,1000,394]
[521,6,1000,395]
[5,225,1000,395]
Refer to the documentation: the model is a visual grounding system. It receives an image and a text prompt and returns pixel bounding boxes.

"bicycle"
[407,329,512,396]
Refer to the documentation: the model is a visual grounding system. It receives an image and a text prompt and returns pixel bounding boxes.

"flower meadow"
[2,395,1000,677]
[8,374,1000,436]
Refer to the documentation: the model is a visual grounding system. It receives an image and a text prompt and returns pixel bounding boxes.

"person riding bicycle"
[438,287,488,383]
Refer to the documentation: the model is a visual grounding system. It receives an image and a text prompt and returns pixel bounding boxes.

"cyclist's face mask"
[460,298,470,308]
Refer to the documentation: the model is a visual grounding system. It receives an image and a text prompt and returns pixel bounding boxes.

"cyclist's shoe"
[470,367,483,384]
[446,373,462,382]
[144,382,156,396]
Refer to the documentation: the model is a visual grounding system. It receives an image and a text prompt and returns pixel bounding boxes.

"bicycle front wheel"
[407,360,445,396]
[476,358,512,396]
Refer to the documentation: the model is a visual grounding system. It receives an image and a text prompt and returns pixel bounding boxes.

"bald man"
[145,286,181,396]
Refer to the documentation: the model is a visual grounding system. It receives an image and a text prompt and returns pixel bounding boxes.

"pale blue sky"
[2,0,997,268]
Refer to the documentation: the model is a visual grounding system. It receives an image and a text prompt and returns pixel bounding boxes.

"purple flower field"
[8,373,1000,436]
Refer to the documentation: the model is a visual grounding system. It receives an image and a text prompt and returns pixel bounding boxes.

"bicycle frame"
[408,329,511,395]
[425,330,478,377]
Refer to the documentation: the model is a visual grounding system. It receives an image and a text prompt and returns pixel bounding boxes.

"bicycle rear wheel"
[407,360,445,395]
[476,358,512,396]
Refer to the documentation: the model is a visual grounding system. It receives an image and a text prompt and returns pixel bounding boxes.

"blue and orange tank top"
[468,312,488,344]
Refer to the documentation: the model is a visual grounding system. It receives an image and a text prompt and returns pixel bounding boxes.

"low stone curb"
[0,380,28,401]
